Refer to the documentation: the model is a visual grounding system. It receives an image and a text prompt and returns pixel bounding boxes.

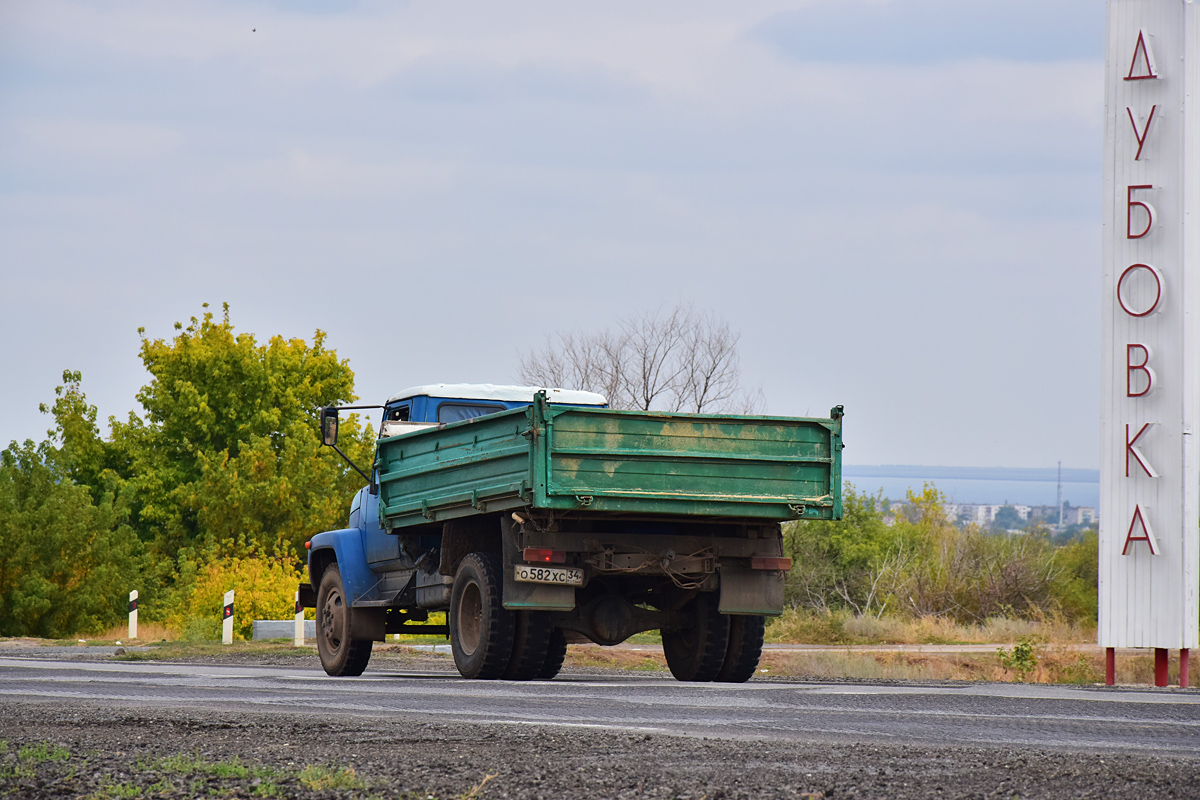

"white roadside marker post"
[294,589,304,647]
[128,590,138,640]
[222,589,234,645]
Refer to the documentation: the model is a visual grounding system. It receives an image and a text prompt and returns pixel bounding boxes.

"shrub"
[174,555,306,641]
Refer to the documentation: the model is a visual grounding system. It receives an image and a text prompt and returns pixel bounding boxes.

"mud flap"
[501,517,576,611]
[718,562,784,615]
[349,607,386,641]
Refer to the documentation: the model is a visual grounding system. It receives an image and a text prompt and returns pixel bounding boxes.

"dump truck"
[302,383,843,682]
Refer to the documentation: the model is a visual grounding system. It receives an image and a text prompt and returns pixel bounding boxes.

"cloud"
[0,0,1108,470]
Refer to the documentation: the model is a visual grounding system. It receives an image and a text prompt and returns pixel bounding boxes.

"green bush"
[0,441,144,637]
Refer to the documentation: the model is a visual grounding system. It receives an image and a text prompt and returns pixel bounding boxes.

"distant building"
[880,501,1096,528]
[947,504,1030,527]
[1026,504,1098,527]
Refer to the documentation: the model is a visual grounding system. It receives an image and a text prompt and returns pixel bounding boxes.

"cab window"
[437,403,506,423]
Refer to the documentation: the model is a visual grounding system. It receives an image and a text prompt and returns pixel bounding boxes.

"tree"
[106,303,376,563]
[784,485,901,617]
[0,440,144,637]
[890,488,1060,622]
[785,485,1071,624]
[44,304,376,567]
[518,303,763,413]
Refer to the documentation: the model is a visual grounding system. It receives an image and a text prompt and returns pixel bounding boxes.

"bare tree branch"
[518,303,761,413]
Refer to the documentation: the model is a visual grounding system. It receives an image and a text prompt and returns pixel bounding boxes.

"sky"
[0,0,1106,470]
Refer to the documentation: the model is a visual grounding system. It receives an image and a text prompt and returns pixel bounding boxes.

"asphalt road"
[1,657,1198,756]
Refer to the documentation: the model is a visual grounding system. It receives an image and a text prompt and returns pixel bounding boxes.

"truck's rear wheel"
[450,552,514,679]
[316,564,373,677]
[714,614,765,683]
[504,611,552,680]
[538,628,568,680]
[662,592,729,682]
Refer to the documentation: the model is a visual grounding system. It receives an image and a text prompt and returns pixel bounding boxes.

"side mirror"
[320,407,339,446]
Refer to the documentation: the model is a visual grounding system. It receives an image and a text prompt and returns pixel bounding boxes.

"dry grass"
[765,608,1095,646]
[759,649,1002,682]
[112,639,314,661]
[759,645,1199,686]
[87,622,178,643]
[564,645,667,672]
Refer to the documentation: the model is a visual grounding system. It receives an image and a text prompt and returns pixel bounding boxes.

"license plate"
[514,564,584,586]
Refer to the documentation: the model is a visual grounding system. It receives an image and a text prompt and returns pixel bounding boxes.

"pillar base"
[1182,649,1190,689]
[1105,647,1115,685]
[1155,647,1169,687]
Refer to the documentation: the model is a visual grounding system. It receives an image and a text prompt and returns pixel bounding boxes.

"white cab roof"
[386,383,607,406]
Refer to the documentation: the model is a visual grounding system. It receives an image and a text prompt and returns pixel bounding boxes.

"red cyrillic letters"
[1117,30,1166,561]
[1125,30,1158,81]
[1123,504,1160,555]
[1127,344,1154,398]
[1126,422,1158,478]
[1117,264,1163,318]
[1127,185,1155,239]
[1126,106,1157,161]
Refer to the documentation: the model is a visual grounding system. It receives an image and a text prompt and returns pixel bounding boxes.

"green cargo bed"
[375,394,843,530]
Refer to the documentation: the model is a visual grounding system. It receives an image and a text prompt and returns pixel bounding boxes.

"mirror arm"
[329,444,372,485]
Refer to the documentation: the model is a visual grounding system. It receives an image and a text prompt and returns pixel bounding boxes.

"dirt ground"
[1,643,1199,798]
[1,698,1198,800]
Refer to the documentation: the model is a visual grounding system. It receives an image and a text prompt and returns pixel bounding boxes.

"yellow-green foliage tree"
[176,555,307,641]
[2,304,377,636]
[108,304,376,564]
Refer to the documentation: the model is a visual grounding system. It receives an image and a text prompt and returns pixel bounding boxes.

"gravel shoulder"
[1,642,1199,798]
[2,698,1199,800]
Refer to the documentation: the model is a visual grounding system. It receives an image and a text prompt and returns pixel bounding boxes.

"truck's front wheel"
[450,552,514,679]
[316,564,373,677]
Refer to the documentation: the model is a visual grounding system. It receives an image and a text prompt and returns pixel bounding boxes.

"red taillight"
[750,556,792,571]
[523,547,566,564]
[304,541,312,550]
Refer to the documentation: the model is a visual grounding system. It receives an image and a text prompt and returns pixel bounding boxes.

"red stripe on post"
[223,604,234,619]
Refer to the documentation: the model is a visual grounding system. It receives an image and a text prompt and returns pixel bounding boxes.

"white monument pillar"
[1101,0,1200,687]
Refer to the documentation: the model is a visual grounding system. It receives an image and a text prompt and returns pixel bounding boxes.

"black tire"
[316,564,373,677]
[538,627,568,680]
[715,614,765,683]
[504,611,553,680]
[662,592,730,682]
[450,552,514,679]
